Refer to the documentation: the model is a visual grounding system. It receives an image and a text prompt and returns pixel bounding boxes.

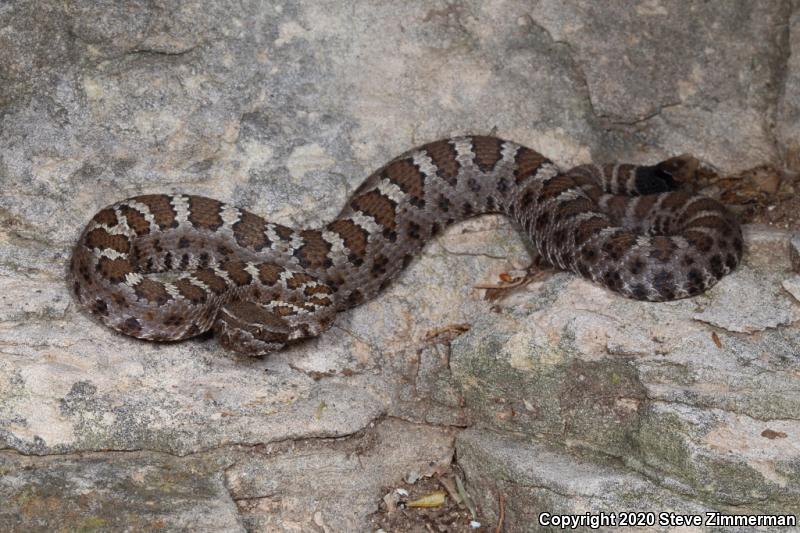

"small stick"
[437,475,463,506]
[494,492,505,533]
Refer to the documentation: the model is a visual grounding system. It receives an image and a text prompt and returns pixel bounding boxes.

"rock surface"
[1,1,799,531]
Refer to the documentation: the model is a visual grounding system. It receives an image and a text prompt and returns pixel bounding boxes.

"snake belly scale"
[70,136,743,355]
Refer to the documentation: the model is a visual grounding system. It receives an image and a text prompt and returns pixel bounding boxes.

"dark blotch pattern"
[92,299,109,316]
[328,219,369,263]
[119,205,150,237]
[92,208,118,227]
[85,228,130,254]
[233,210,271,251]
[471,136,503,173]
[195,268,228,295]
[223,260,253,286]
[134,279,171,305]
[513,146,547,184]
[371,254,389,277]
[295,230,333,270]
[97,257,133,284]
[385,159,426,208]
[423,139,460,185]
[175,278,207,304]
[351,190,398,231]
[258,263,283,286]
[137,195,178,229]
[122,317,142,334]
[188,196,224,231]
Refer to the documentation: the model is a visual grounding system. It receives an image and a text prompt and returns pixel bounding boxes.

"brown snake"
[70,136,743,355]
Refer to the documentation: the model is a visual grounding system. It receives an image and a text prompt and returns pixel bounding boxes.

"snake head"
[631,154,700,194]
[212,291,336,356]
[654,154,700,185]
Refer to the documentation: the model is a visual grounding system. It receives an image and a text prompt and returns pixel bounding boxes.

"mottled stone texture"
[1,0,798,531]
[453,226,800,529]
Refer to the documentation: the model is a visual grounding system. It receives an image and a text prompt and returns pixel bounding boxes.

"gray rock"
[785,275,800,301]
[0,449,246,532]
[451,227,800,517]
[635,403,800,511]
[0,418,454,532]
[227,418,455,531]
[457,427,711,532]
[1,0,798,529]
[534,0,790,170]
[691,268,798,333]
[779,4,800,171]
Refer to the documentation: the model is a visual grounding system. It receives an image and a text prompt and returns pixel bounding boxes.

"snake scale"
[70,136,743,355]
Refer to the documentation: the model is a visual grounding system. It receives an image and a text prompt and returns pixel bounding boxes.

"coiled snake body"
[70,136,742,355]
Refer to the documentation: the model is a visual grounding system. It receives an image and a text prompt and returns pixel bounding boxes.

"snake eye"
[655,159,681,179]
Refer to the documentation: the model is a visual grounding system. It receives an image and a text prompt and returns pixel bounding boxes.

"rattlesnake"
[70,136,742,355]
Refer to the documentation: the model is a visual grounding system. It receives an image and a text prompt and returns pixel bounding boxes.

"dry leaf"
[407,491,446,508]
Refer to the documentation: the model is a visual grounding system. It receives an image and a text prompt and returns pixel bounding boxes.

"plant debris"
[370,468,483,532]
